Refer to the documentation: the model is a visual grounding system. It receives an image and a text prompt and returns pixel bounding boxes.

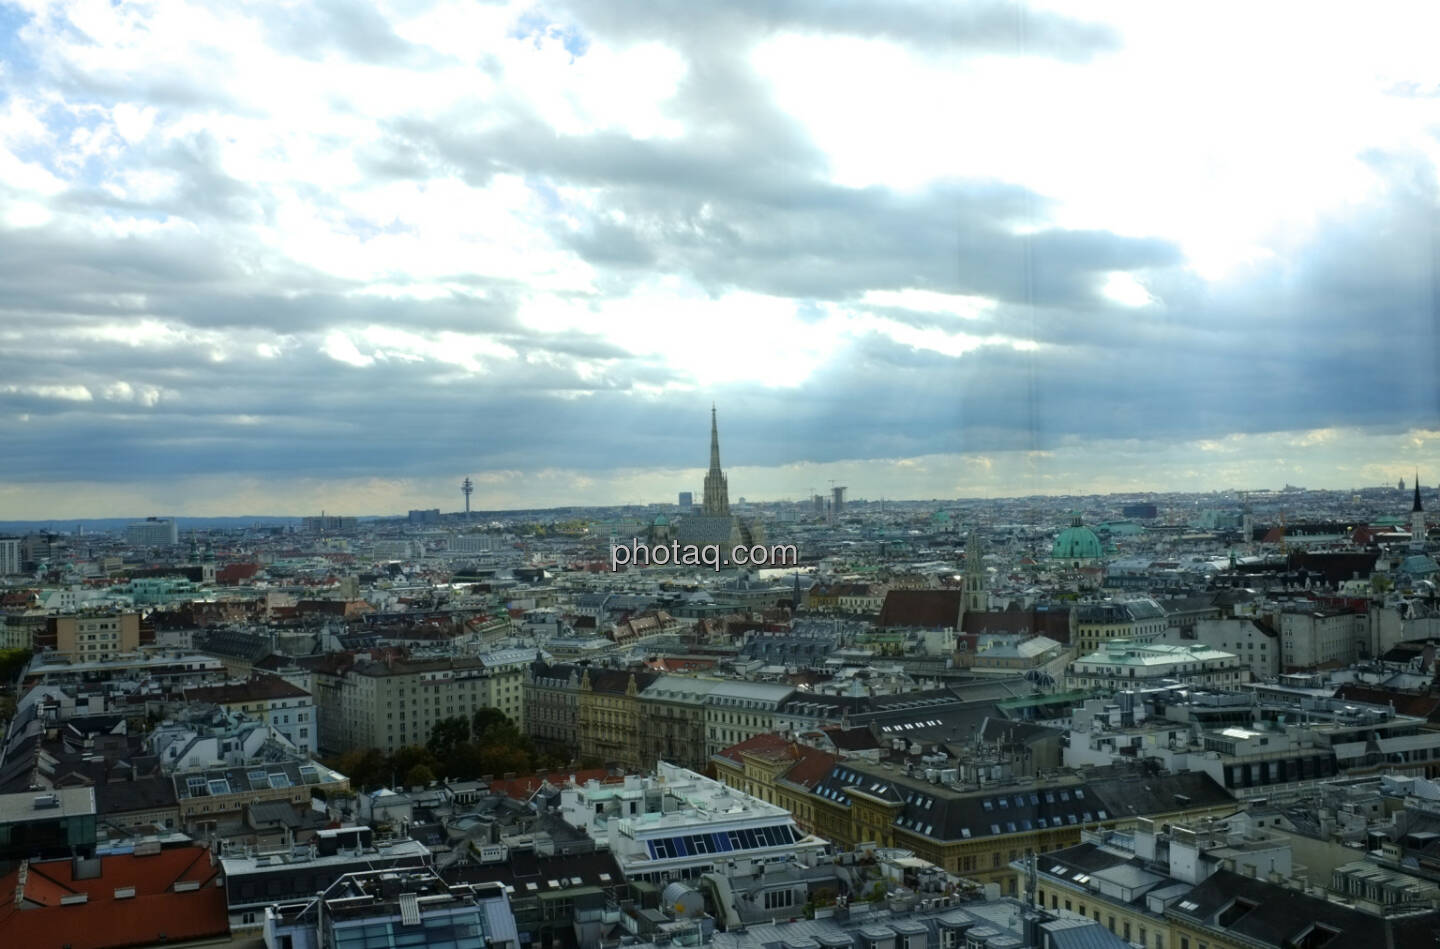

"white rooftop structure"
[1067,640,1249,692]
[559,762,826,883]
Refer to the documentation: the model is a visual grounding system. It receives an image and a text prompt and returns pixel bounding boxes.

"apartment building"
[1184,617,1279,679]
[182,677,319,755]
[1071,599,1168,655]
[713,744,1234,894]
[704,681,795,758]
[0,536,20,575]
[576,667,658,771]
[1279,606,1368,670]
[1144,691,1440,795]
[43,612,142,661]
[314,652,529,755]
[524,660,582,760]
[1022,818,1291,949]
[637,675,721,773]
[172,758,348,829]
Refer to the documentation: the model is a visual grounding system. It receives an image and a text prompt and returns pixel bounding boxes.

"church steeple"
[702,405,730,516]
[964,530,987,613]
[1413,471,1427,552]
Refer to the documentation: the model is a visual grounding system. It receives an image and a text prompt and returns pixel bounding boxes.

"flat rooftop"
[0,787,96,822]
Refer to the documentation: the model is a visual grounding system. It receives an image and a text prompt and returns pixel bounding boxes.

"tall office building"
[678,491,693,512]
[124,517,178,546]
[0,537,20,575]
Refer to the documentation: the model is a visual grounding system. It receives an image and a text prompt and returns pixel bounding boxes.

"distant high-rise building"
[407,508,441,524]
[678,491,693,512]
[1121,502,1158,520]
[812,494,825,515]
[0,537,20,576]
[302,514,357,532]
[1400,476,1408,491]
[125,517,178,546]
[831,485,846,517]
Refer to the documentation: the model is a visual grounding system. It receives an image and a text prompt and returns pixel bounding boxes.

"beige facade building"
[704,680,796,758]
[576,667,658,771]
[314,651,530,755]
[1071,598,1168,655]
[46,612,141,661]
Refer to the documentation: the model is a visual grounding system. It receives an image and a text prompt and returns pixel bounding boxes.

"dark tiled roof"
[878,590,964,629]
[809,764,1231,845]
[1169,868,1440,949]
[1334,684,1440,721]
[961,608,1072,641]
[184,677,310,704]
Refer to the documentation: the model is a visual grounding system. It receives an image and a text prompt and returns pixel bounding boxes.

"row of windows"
[644,824,798,859]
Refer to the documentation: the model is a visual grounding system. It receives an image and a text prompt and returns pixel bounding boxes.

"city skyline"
[1,1,1438,517]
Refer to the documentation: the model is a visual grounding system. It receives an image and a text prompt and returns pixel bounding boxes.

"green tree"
[388,745,441,784]
[404,764,435,788]
[325,748,387,791]
[428,716,472,761]
[471,707,522,743]
[447,742,488,781]
[0,648,33,686]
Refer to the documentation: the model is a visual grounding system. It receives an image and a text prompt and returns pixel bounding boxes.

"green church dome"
[1052,514,1103,560]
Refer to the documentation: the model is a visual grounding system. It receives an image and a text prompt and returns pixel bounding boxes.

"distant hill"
[0,517,301,533]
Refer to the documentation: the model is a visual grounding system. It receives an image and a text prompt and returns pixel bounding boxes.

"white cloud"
[321,331,375,368]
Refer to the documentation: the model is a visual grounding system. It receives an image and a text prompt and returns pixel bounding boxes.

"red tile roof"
[1334,684,1440,721]
[183,677,309,704]
[0,845,228,949]
[714,732,793,767]
[489,768,622,801]
[781,746,840,790]
[877,590,964,629]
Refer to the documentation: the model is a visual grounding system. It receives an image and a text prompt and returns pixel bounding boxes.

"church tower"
[964,530,987,614]
[1413,473,1427,552]
[702,405,730,516]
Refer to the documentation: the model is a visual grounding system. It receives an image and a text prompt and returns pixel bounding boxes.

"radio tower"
[461,477,474,521]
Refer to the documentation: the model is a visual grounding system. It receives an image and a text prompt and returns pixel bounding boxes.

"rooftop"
[0,786,96,823]
[0,845,227,949]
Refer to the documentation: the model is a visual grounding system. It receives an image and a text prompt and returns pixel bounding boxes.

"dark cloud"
[0,1,1436,505]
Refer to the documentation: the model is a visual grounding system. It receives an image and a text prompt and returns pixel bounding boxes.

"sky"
[0,0,1438,518]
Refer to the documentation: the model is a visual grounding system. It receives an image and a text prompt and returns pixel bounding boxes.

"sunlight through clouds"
[0,0,1436,513]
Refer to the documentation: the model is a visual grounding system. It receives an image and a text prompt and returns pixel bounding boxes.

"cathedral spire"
[1413,470,1427,552]
[702,405,730,516]
[710,404,721,472]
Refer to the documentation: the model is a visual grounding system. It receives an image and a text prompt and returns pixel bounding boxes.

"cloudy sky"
[1,0,1438,518]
